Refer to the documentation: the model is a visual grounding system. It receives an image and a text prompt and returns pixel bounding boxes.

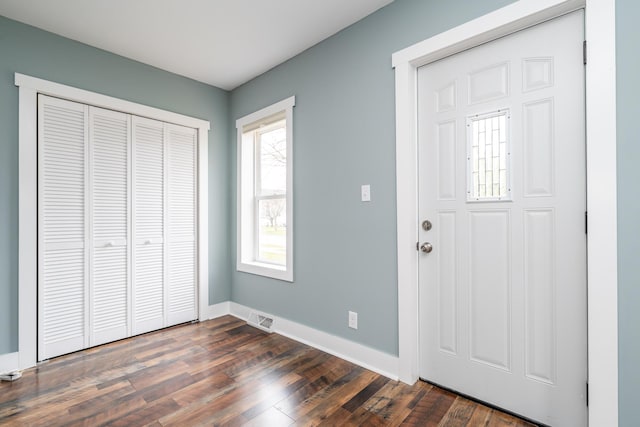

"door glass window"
[467,110,511,201]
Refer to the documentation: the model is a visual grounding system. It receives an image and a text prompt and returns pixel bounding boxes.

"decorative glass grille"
[467,111,510,201]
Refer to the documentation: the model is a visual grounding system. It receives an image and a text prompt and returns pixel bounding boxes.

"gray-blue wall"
[616,0,639,424]
[1,0,638,421]
[0,15,231,355]
[229,0,515,356]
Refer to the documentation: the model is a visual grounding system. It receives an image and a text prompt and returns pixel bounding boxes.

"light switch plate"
[361,185,371,202]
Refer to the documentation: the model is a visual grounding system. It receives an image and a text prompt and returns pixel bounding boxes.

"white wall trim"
[0,352,20,375]
[229,302,399,380]
[584,1,618,424]
[235,97,295,130]
[197,126,209,320]
[18,85,38,370]
[15,73,210,370]
[392,0,617,424]
[202,301,231,320]
[14,74,210,130]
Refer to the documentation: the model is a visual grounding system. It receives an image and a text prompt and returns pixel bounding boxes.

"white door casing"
[417,10,585,426]
[393,0,617,424]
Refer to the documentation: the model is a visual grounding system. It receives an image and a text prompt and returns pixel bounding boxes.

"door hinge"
[583,40,587,65]
[416,241,419,251]
[585,211,588,234]
[586,382,589,406]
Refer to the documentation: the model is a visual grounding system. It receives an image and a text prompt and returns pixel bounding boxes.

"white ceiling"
[0,0,394,90]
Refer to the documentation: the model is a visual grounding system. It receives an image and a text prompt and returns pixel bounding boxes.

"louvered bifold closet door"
[132,117,165,335]
[38,95,89,360]
[89,107,131,346]
[167,124,198,325]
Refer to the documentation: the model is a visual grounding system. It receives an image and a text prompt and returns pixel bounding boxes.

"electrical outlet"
[348,311,358,329]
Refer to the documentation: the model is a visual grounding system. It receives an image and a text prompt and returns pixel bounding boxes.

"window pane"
[258,125,286,196]
[257,198,286,265]
[468,111,510,200]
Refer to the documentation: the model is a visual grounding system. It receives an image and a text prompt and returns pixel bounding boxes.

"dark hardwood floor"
[0,316,535,426]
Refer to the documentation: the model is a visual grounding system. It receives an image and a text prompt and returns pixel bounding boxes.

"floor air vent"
[247,311,275,333]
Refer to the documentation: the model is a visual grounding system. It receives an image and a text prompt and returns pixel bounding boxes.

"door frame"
[392,0,617,424]
[16,73,210,368]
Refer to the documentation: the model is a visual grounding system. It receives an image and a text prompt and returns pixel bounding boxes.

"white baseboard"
[0,351,20,375]
[201,301,231,320]
[228,302,400,381]
[4,301,401,382]
[229,302,251,319]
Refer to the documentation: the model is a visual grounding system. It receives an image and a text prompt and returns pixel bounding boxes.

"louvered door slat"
[90,107,130,346]
[167,125,197,326]
[132,117,165,335]
[38,95,87,360]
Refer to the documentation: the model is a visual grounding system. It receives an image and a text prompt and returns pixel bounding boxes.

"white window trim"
[392,0,617,424]
[16,73,210,369]
[236,96,295,282]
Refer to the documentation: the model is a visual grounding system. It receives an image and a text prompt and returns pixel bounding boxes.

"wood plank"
[365,380,431,426]
[292,370,379,424]
[160,371,303,426]
[342,375,389,413]
[273,372,333,416]
[466,404,492,427]
[339,407,389,427]
[103,397,181,427]
[398,384,457,426]
[242,407,295,427]
[486,409,537,427]
[64,393,148,427]
[437,396,478,426]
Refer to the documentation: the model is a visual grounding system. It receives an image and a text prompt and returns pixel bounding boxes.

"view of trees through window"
[256,123,287,264]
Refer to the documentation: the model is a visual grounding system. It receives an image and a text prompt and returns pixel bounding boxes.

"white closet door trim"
[16,73,210,368]
[16,74,210,131]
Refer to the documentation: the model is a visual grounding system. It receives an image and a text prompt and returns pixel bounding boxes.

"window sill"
[237,261,293,282]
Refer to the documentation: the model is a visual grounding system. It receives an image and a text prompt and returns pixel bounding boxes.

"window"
[467,110,511,201]
[236,97,294,281]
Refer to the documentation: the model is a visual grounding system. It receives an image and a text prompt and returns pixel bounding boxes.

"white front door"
[418,11,586,426]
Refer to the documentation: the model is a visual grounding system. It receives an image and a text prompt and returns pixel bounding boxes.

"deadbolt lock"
[422,220,432,231]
